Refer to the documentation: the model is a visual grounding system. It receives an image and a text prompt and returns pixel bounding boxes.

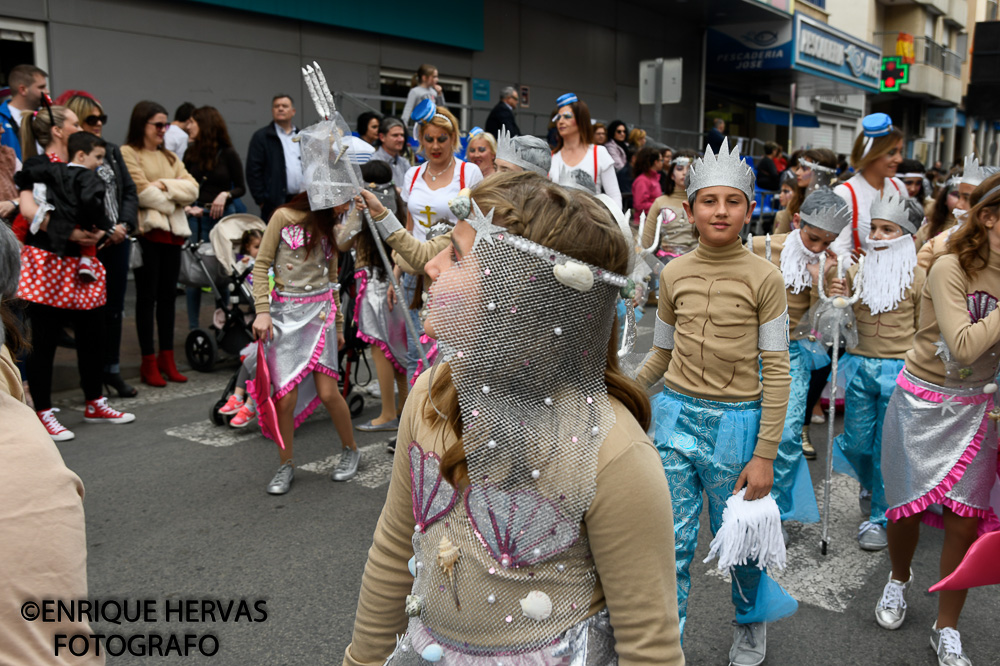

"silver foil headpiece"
[495,126,551,176]
[962,153,988,187]
[799,188,851,236]
[299,62,363,210]
[556,166,597,195]
[686,137,755,204]
[870,191,916,235]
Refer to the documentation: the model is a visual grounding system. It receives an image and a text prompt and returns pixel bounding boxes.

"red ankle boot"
[140,354,167,387]
[157,350,188,383]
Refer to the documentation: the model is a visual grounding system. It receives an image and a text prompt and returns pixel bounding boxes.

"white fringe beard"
[858,235,917,315]
[779,228,824,294]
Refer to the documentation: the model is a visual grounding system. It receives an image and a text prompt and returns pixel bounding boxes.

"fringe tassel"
[704,488,787,572]
[779,229,823,295]
[858,236,917,315]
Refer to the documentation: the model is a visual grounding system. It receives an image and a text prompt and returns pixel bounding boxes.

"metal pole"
[788,82,797,154]
[653,58,663,144]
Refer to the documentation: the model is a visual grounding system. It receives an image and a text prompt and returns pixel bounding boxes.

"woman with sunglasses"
[548,93,622,210]
[60,91,140,399]
[604,120,630,170]
[463,126,496,179]
[120,101,199,388]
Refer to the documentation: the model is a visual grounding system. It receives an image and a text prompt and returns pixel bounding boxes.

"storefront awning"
[756,103,820,127]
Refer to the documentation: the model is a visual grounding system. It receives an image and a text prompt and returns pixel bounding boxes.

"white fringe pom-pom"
[703,489,787,571]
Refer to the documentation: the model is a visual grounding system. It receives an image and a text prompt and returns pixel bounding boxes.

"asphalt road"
[47,305,999,665]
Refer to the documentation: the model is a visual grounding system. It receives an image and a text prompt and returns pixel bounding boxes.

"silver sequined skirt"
[882,369,999,524]
[251,287,340,436]
[355,268,408,375]
[384,609,617,665]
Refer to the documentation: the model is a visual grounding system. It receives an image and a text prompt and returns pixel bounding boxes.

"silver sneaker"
[267,462,294,495]
[729,621,766,666]
[931,624,972,666]
[875,570,911,630]
[331,447,361,481]
[859,488,872,517]
[858,521,888,551]
[355,417,399,432]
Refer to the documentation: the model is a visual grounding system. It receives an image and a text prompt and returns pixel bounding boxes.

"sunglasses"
[423,135,450,144]
[467,146,490,154]
[85,114,108,125]
[147,121,169,131]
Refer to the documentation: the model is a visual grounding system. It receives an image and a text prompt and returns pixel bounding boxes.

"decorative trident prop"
[300,62,433,373]
[814,253,865,555]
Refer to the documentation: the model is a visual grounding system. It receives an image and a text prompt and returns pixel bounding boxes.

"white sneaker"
[858,521,888,551]
[931,624,972,666]
[729,621,766,666]
[875,570,911,630]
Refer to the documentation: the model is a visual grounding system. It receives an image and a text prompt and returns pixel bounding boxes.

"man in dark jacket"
[484,86,520,138]
[706,117,726,154]
[756,141,782,191]
[246,95,303,222]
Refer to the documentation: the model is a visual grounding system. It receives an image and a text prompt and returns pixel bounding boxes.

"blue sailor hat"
[862,113,894,138]
[411,97,438,125]
[469,126,484,137]
[556,92,578,107]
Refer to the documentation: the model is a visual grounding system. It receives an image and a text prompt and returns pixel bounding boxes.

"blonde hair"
[850,126,904,172]
[20,105,72,160]
[432,171,651,485]
[628,128,647,145]
[63,95,103,126]
[418,107,460,152]
[467,132,497,156]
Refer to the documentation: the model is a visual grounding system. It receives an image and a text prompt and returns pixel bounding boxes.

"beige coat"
[120,145,198,238]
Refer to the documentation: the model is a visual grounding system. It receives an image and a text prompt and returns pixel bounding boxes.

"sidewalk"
[51,277,225,395]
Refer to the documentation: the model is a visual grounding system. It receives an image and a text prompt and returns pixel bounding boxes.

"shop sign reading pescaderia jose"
[794,14,881,92]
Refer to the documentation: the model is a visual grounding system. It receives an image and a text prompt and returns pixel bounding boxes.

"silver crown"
[686,137,755,203]
[798,188,852,236]
[962,153,988,187]
[870,191,916,235]
[495,126,550,176]
[555,165,597,194]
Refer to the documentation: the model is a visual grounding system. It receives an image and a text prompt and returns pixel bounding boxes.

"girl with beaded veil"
[342,171,683,665]
[871,174,1000,666]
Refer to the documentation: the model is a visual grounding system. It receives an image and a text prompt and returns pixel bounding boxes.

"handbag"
[128,237,143,270]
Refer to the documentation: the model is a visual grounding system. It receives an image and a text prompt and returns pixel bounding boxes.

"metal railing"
[875,32,963,78]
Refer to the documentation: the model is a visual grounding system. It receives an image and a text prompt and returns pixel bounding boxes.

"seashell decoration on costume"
[519,590,553,621]
[437,535,461,608]
[552,261,595,292]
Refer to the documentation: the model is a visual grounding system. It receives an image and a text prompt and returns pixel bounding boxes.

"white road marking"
[165,420,260,447]
[298,442,394,488]
[705,473,884,612]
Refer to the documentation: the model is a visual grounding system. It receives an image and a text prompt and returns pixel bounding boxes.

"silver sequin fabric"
[356,267,408,373]
[882,369,999,513]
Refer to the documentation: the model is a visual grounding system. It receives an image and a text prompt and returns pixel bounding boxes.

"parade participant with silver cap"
[493,125,550,176]
[827,191,925,553]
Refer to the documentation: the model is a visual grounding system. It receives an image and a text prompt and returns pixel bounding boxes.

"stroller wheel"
[348,392,365,418]
[210,400,227,426]
[185,328,218,372]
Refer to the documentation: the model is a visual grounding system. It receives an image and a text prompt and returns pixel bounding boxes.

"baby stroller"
[181,213,265,372]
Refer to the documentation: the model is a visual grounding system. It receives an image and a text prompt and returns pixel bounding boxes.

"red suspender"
[593,145,599,184]
[890,179,900,193]
[409,165,424,194]
[844,182,861,251]
[460,161,466,190]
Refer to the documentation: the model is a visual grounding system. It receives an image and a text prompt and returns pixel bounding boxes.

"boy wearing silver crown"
[746,190,852,533]
[828,192,924,552]
[637,139,794,665]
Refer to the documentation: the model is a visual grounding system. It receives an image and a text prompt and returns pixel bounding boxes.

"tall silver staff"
[301,62,432,372]
[815,253,865,555]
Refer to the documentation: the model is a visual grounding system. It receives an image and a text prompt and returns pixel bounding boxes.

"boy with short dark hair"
[638,138,793,666]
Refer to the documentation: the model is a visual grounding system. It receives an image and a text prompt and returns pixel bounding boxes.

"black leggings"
[133,238,182,356]
[98,238,131,372]
[25,303,105,411]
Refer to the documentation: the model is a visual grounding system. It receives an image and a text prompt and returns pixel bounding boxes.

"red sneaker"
[84,397,136,424]
[38,408,75,441]
[229,402,257,428]
[219,394,245,415]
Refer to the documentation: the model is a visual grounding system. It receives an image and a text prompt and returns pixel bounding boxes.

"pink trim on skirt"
[411,334,438,386]
[354,268,407,375]
[886,371,1000,535]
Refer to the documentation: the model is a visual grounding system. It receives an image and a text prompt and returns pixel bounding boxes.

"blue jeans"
[402,272,423,384]
[186,206,234,330]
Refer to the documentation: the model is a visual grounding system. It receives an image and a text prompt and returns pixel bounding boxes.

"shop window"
[380,70,468,128]
[0,18,48,92]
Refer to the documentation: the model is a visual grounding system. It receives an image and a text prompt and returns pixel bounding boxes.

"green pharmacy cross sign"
[880,56,910,92]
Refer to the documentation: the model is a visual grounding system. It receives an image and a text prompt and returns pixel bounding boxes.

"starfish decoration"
[934,337,953,363]
[939,396,958,417]
[468,200,503,252]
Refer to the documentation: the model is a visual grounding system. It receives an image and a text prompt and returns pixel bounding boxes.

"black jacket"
[756,156,780,191]
[246,123,291,214]
[15,156,112,256]
[485,102,519,138]
[103,141,139,234]
[706,128,726,154]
